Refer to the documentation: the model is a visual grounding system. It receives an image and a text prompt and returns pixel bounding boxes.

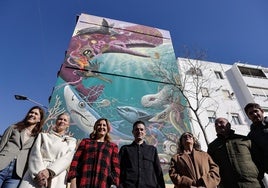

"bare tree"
[65,46,219,147]
[150,47,220,146]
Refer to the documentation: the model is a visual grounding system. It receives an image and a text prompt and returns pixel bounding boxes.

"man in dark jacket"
[207,117,264,188]
[244,102,268,172]
[119,120,165,188]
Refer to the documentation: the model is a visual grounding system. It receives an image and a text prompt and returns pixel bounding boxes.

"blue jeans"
[0,159,20,188]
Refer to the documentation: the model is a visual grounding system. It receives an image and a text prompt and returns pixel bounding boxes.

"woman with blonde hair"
[169,132,220,188]
[19,112,76,188]
[68,118,120,188]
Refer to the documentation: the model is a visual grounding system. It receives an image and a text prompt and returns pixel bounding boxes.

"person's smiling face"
[246,107,264,124]
[54,114,70,134]
[96,120,108,137]
[26,108,41,126]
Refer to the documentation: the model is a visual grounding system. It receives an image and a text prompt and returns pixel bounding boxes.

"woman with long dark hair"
[0,106,45,188]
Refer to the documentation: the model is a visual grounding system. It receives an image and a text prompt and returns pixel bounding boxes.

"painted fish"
[60,18,164,100]
[64,85,133,140]
[64,85,100,134]
[116,106,154,124]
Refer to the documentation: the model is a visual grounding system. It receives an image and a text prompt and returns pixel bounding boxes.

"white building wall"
[227,65,253,104]
[177,58,268,186]
[176,58,267,150]
[229,63,268,119]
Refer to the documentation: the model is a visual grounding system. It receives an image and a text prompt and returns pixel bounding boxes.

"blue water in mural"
[46,14,191,182]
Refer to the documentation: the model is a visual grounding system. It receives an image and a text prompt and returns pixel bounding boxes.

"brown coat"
[169,149,220,188]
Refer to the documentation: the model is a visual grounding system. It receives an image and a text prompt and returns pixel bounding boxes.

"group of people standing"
[0,102,267,188]
[169,102,268,188]
[0,107,76,188]
[207,102,268,188]
[0,107,164,188]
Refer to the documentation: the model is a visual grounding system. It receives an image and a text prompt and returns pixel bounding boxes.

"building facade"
[177,57,268,150]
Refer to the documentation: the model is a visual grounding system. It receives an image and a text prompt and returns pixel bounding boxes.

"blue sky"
[1,0,268,134]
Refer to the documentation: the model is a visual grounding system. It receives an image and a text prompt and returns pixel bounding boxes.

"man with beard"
[244,103,268,172]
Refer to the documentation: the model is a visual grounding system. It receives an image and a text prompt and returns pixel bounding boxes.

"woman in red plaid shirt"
[67,118,120,188]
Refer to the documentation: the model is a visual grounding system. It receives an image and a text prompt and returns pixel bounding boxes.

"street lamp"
[14,94,48,109]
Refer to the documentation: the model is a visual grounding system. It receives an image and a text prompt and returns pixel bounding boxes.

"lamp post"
[14,94,48,109]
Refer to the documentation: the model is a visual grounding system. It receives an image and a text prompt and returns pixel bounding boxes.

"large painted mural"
[45,13,191,182]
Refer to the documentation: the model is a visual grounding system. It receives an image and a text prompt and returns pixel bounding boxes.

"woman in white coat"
[19,112,77,188]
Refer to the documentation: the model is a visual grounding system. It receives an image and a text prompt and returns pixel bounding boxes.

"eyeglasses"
[182,134,193,139]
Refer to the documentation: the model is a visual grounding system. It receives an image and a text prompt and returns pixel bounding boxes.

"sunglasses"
[182,134,193,139]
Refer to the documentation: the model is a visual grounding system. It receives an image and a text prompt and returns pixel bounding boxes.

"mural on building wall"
[45,13,191,181]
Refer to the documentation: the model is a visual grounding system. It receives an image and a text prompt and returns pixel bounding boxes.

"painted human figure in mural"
[67,118,120,188]
[119,120,165,188]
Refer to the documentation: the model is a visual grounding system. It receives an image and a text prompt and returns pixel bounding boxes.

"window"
[214,71,223,79]
[231,113,241,125]
[222,90,231,99]
[186,67,203,76]
[248,86,268,98]
[238,66,266,78]
[201,87,209,97]
[207,111,216,123]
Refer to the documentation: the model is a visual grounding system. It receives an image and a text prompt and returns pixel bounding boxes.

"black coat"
[119,141,165,188]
